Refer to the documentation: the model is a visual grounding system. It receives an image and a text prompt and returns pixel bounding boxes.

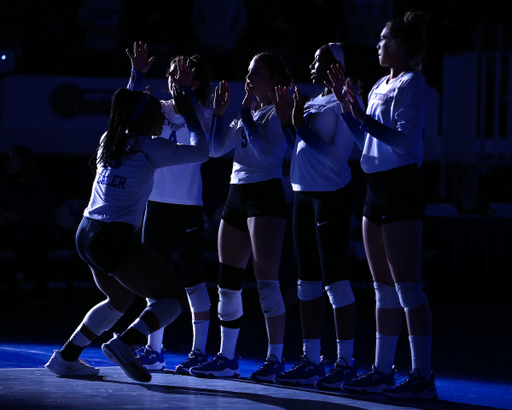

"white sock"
[303,339,321,364]
[268,343,283,362]
[129,318,150,338]
[192,320,209,353]
[409,335,432,377]
[148,328,164,352]
[219,327,239,360]
[336,339,354,366]
[375,332,399,374]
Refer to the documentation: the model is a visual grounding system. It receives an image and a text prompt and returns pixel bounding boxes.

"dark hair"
[254,53,293,88]
[386,11,430,70]
[92,88,160,169]
[7,146,42,195]
[170,55,212,106]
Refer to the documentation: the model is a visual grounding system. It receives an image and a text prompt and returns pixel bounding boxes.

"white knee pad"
[325,280,355,308]
[147,297,182,327]
[186,282,210,313]
[374,282,401,309]
[395,282,428,312]
[257,280,285,317]
[217,287,243,322]
[83,300,123,335]
[297,280,323,301]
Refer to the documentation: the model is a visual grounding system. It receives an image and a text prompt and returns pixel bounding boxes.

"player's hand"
[292,86,305,130]
[213,81,230,117]
[126,41,155,73]
[345,79,366,123]
[172,85,194,116]
[269,85,293,128]
[325,63,351,113]
[173,57,196,87]
[242,82,254,109]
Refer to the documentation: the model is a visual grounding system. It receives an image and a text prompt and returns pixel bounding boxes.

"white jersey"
[149,101,213,205]
[84,125,208,229]
[210,104,287,184]
[290,93,355,192]
[361,70,428,173]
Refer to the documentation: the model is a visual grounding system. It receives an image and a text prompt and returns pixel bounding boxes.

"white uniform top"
[361,70,428,173]
[84,124,209,230]
[149,101,213,205]
[210,104,287,184]
[290,93,355,192]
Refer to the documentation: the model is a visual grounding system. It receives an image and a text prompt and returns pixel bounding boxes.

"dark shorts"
[142,201,205,287]
[293,183,353,284]
[222,178,286,233]
[75,217,142,273]
[363,164,425,226]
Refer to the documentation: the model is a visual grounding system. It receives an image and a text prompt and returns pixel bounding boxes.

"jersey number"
[169,130,177,143]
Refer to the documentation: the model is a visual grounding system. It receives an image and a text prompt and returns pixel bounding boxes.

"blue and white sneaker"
[273,355,325,386]
[315,358,357,391]
[189,353,240,378]
[175,349,208,375]
[136,345,166,370]
[102,333,151,383]
[342,364,395,394]
[250,355,285,383]
[382,369,439,400]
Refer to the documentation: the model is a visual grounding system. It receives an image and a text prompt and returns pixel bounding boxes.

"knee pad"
[297,280,323,301]
[325,280,355,309]
[257,280,285,317]
[374,282,401,309]
[218,263,243,290]
[147,297,182,327]
[186,282,210,313]
[395,282,428,311]
[83,300,123,335]
[218,287,243,322]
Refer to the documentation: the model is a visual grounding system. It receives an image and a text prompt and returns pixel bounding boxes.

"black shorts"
[75,217,142,273]
[142,201,205,287]
[293,183,353,284]
[222,179,286,233]
[363,164,425,226]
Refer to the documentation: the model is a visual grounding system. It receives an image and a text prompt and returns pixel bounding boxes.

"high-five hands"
[126,41,155,73]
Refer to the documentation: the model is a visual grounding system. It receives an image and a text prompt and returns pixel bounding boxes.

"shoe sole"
[274,377,320,387]
[343,384,394,394]
[142,363,166,371]
[102,344,151,383]
[189,369,241,378]
[45,364,100,377]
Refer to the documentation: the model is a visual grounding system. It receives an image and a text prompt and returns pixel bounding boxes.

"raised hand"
[213,80,230,117]
[292,86,306,129]
[241,82,254,109]
[172,85,194,116]
[269,85,293,128]
[172,57,196,87]
[345,79,366,123]
[126,41,155,73]
[325,63,350,113]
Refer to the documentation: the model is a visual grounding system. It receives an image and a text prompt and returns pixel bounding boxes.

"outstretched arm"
[126,41,155,91]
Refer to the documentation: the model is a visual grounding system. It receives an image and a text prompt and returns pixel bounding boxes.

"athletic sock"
[148,327,164,353]
[336,339,354,366]
[268,343,283,362]
[192,320,209,354]
[219,326,239,360]
[409,335,432,377]
[303,339,321,364]
[375,332,399,374]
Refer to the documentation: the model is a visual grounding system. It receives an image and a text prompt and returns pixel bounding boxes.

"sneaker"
[273,355,325,386]
[343,364,395,394]
[250,355,285,383]
[45,350,99,377]
[382,369,439,400]
[136,345,166,370]
[315,358,358,391]
[189,353,240,378]
[101,333,151,383]
[175,349,208,375]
